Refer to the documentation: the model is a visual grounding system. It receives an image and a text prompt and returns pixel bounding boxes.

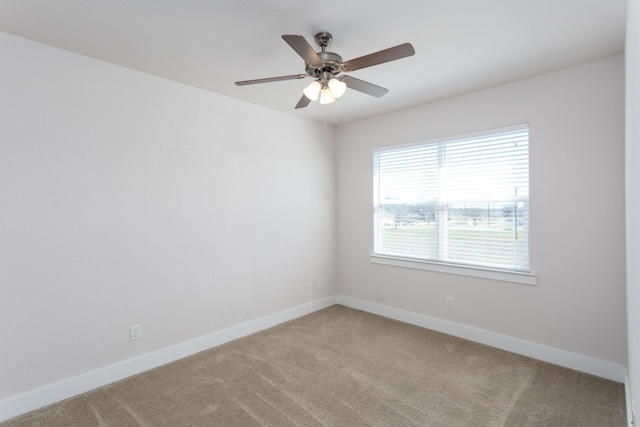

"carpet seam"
[500,360,540,425]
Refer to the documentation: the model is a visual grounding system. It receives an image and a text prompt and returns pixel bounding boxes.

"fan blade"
[235,74,307,86]
[341,43,415,72]
[282,35,324,67]
[339,75,388,98]
[295,94,311,109]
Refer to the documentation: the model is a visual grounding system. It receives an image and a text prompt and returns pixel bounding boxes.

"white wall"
[0,32,336,401]
[626,0,640,421]
[336,55,626,367]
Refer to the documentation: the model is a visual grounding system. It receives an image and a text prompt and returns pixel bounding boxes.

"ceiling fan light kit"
[303,80,321,101]
[319,86,335,104]
[235,32,415,109]
[328,77,347,98]
[304,76,346,104]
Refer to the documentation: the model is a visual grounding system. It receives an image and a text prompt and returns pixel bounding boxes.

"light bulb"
[303,81,321,101]
[328,78,347,98]
[319,87,335,104]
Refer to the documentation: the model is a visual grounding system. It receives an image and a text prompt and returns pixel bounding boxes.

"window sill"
[369,255,536,286]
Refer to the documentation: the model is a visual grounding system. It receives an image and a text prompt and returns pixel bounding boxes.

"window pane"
[373,124,529,272]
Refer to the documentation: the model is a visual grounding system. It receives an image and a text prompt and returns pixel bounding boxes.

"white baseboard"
[336,295,626,383]
[626,369,635,427]
[0,295,337,423]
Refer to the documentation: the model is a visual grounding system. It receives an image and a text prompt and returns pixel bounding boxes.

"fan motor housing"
[306,51,343,78]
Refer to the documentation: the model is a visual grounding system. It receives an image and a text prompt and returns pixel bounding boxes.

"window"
[373,124,529,273]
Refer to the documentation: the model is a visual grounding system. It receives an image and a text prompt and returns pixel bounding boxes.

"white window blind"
[373,124,529,272]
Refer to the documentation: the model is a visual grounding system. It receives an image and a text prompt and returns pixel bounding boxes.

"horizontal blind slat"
[374,125,530,272]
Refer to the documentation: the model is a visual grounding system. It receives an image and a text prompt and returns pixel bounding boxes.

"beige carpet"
[2,305,625,426]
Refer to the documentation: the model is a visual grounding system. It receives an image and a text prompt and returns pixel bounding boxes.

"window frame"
[371,124,535,285]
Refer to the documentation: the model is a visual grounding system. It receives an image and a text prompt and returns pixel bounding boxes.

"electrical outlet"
[445,297,454,309]
[130,324,142,341]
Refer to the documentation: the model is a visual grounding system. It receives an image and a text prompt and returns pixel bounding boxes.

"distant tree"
[382,202,436,223]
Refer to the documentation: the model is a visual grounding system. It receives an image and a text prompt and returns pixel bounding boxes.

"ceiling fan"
[235,32,415,109]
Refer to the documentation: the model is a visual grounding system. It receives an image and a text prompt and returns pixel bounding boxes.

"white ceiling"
[0,0,627,125]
